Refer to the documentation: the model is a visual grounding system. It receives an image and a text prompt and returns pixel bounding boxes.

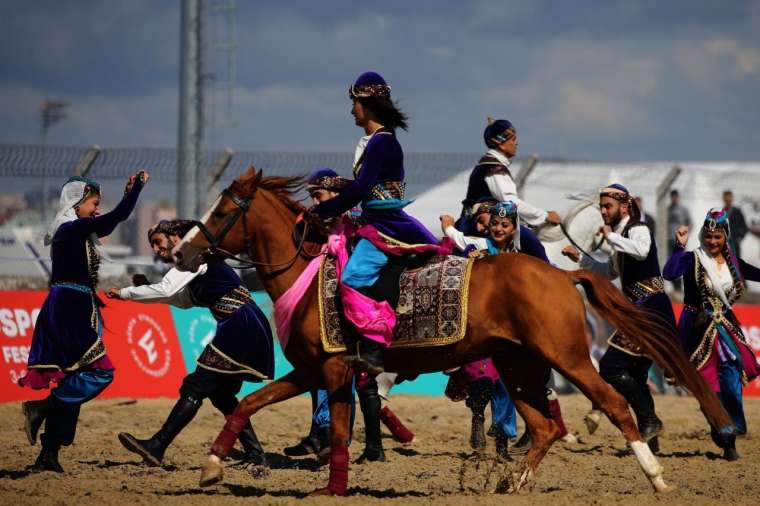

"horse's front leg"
[310,355,354,496]
[199,368,313,487]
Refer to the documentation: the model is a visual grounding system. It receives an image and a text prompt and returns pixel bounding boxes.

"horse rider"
[20,171,149,472]
[456,117,561,234]
[663,208,760,460]
[286,168,413,464]
[312,71,440,375]
[108,219,273,467]
[562,183,677,452]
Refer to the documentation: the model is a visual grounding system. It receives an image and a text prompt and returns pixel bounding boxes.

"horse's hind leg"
[543,347,673,493]
[199,368,314,487]
[492,349,560,493]
[310,355,354,497]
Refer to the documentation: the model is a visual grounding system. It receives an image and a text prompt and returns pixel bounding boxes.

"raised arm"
[663,246,693,281]
[69,176,145,239]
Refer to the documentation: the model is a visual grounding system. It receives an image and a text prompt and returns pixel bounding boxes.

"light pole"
[40,99,68,219]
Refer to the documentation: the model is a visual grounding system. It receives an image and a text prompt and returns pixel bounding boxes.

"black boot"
[355,379,385,463]
[22,397,51,446]
[470,414,486,451]
[237,422,268,466]
[711,426,740,461]
[512,431,532,454]
[608,372,663,442]
[29,441,63,473]
[344,338,385,376]
[118,395,201,466]
[284,421,321,457]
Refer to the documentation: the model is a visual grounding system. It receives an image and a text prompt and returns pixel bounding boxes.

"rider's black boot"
[355,378,385,463]
[118,395,201,466]
[344,337,385,376]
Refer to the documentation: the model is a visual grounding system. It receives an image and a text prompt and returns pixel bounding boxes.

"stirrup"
[343,341,384,375]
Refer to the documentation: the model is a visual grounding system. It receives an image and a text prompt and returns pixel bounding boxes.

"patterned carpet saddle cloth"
[318,254,473,352]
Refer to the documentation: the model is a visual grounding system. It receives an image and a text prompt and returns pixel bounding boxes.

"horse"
[537,193,603,270]
[173,166,731,496]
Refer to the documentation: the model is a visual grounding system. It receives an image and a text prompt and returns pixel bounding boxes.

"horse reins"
[559,221,604,259]
[196,186,322,270]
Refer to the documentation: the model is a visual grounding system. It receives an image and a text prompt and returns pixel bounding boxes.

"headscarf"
[486,201,521,254]
[348,71,391,99]
[45,176,109,258]
[483,117,516,149]
[695,207,742,308]
[305,168,350,194]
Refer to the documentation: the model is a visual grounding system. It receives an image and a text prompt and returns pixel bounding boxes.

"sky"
[1,0,760,162]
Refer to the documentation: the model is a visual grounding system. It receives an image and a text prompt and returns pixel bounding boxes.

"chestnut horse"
[174,167,730,496]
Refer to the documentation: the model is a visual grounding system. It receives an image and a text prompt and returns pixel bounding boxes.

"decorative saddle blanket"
[318,254,473,352]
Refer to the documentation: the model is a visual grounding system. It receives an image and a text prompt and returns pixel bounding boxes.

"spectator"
[635,196,656,237]
[667,190,691,290]
[723,190,748,257]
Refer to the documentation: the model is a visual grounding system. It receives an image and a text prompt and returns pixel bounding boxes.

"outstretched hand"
[125,170,151,194]
[562,245,581,263]
[106,288,122,299]
[546,211,561,225]
[439,215,456,232]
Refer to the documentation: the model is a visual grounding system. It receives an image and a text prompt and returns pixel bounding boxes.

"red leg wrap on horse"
[380,406,415,444]
[211,408,249,458]
[327,444,349,496]
[548,399,568,437]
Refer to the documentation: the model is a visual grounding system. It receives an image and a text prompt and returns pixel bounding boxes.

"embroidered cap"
[703,207,731,236]
[349,71,392,99]
[484,117,516,148]
[489,201,518,220]
[305,168,350,193]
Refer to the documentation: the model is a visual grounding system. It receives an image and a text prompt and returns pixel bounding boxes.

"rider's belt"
[369,181,406,201]
[210,286,252,321]
[624,276,665,302]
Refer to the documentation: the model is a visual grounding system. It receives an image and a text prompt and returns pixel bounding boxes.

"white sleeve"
[605,226,651,261]
[444,226,488,252]
[119,264,208,308]
[580,251,617,279]
[484,172,549,226]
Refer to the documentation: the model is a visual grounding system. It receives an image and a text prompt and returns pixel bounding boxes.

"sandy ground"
[1,393,758,505]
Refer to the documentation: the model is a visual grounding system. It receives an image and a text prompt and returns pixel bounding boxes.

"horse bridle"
[195,186,320,269]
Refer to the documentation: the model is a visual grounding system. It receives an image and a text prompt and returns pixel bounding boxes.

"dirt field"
[1,393,757,505]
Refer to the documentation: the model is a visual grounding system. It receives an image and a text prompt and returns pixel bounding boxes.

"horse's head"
[174,166,262,271]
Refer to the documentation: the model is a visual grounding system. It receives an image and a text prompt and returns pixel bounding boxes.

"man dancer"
[562,184,677,452]
[108,219,273,466]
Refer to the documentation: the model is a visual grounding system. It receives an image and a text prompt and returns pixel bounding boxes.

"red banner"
[0,291,186,402]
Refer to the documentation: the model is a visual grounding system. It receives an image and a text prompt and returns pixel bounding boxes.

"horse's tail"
[568,269,732,432]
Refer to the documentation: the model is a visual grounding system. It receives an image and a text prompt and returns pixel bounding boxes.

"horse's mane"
[231,173,307,216]
[258,175,307,215]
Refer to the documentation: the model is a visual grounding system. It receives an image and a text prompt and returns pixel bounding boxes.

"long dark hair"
[358,96,409,131]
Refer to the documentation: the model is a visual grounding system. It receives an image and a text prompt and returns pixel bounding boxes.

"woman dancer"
[20,171,149,472]
[663,208,760,460]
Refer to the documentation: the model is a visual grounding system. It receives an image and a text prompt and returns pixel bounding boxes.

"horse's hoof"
[584,411,601,435]
[651,474,674,493]
[199,455,224,487]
